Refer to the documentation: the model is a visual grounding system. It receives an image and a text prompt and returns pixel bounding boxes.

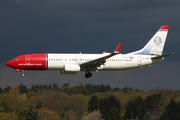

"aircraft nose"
[6,60,13,67]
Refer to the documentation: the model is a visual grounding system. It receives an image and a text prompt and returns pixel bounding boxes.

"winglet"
[102,50,106,53]
[114,42,122,53]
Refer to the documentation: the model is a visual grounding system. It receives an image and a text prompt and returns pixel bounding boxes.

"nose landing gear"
[85,70,92,78]
[16,69,25,77]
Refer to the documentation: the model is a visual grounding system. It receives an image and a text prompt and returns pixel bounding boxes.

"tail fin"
[128,25,169,55]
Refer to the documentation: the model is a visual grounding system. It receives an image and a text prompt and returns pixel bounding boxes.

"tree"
[36,100,42,109]
[31,85,39,92]
[6,84,21,111]
[99,95,121,120]
[52,83,60,91]
[62,83,70,88]
[160,99,180,120]
[0,101,10,113]
[88,95,99,112]
[105,85,111,91]
[18,106,41,120]
[98,85,107,92]
[124,97,147,120]
[19,84,28,94]
[82,109,104,120]
[3,86,11,93]
[124,101,137,120]
[0,112,18,120]
[17,99,43,120]
[145,93,162,111]
[99,97,109,119]
[134,96,147,119]
[39,108,61,120]
[108,107,120,120]
[0,87,3,94]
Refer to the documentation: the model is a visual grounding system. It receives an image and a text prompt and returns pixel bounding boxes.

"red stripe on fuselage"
[6,54,47,70]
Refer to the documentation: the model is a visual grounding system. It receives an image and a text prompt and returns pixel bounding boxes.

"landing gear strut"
[85,70,92,78]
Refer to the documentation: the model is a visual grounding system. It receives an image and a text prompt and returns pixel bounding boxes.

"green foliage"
[124,101,136,120]
[18,106,41,120]
[88,95,99,112]
[52,83,60,91]
[87,95,121,120]
[145,93,162,111]
[0,83,180,120]
[124,97,147,120]
[3,86,11,93]
[0,88,3,94]
[19,84,28,94]
[0,112,18,120]
[134,97,147,119]
[0,83,143,96]
[60,84,112,95]
[0,101,10,113]
[160,99,180,120]
[36,99,42,109]
[99,95,121,120]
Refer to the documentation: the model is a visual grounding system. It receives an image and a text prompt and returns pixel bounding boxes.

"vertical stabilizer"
[128,25,169,55]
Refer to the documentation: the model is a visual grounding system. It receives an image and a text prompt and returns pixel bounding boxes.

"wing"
[80,42,122,70]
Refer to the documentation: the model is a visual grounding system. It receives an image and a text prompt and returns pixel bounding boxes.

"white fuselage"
[47,53,162,71]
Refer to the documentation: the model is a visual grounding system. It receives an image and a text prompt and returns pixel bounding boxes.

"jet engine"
[61,64,80,74]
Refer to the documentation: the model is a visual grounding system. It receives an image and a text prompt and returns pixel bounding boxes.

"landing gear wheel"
[88,72,92,77]
[85,74,89,78]
[85,71,92,78]
[21,73,25,77]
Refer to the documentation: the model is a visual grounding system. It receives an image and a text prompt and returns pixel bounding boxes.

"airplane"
[6,25,173,78]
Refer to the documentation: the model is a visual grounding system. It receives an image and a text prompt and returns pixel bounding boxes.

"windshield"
[13,57,20,61]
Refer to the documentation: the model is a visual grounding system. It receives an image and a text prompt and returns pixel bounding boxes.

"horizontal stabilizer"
[151,52,174,59]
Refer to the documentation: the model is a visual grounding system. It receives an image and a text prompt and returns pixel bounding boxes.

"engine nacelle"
[61,64,80,74]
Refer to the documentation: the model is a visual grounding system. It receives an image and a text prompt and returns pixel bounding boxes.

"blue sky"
[0,0,180,90]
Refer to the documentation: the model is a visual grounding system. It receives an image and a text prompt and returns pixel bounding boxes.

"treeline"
[87,93,164,120]
[0,83,142,95]
[0,84,180,120]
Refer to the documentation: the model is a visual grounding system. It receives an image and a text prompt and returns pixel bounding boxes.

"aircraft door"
[25,55,30,65]
[138,56,142,65]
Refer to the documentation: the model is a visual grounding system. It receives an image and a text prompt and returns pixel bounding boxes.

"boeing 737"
[6,25,173,78]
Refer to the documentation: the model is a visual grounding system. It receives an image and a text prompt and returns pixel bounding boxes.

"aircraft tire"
[85,72,92,78]
[21,73,25,77]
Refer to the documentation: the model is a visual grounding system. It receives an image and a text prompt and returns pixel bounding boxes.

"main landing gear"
[85,70,92,78]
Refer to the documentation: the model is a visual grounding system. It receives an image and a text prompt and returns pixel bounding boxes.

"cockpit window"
[13,57,20,61]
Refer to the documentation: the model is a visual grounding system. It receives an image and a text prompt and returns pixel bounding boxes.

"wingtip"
[114,42,123,53]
